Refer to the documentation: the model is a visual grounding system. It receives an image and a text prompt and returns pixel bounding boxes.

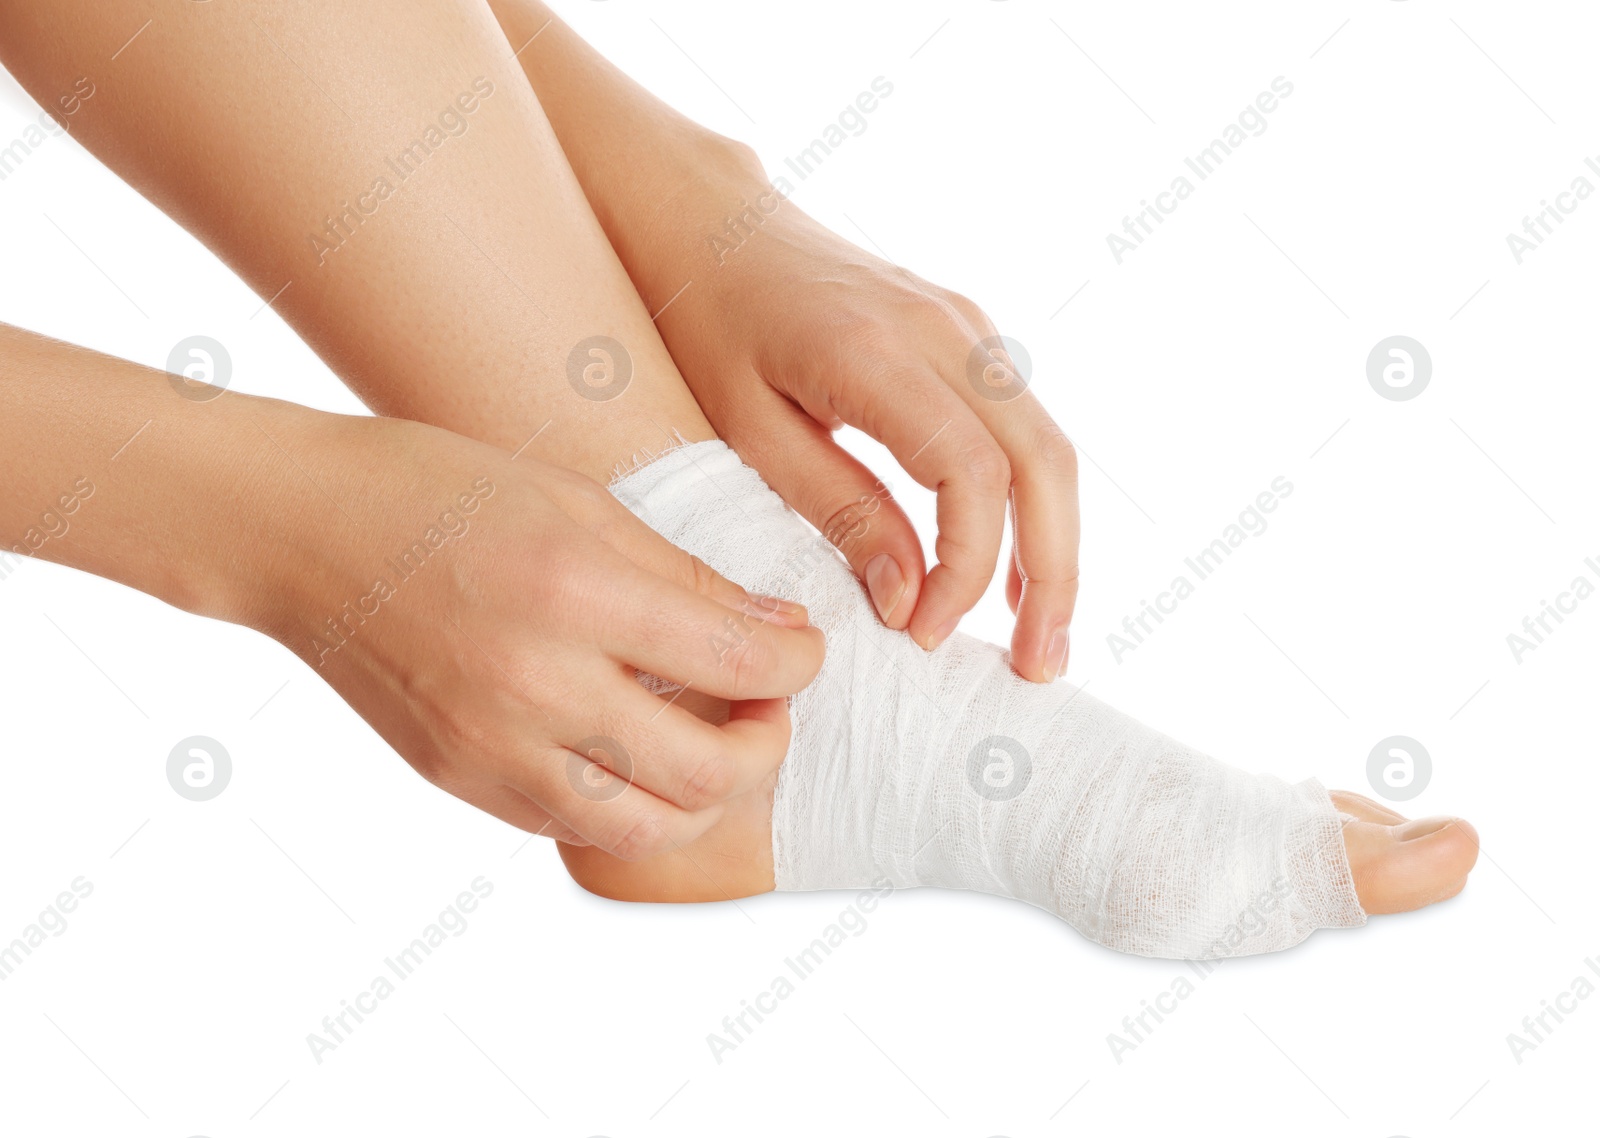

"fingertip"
[1008,619,1066,683]
[726,694,793,730]
[906,591,945,651]
[1008,627,1041,682]
[771,622,828,688]
[916,613,959,653]
[908,563,986,650]
[1043,627,1070,682]
[720,697,795,794]
[678,800,728,847]
[711,619,826,701]
[865,553,911,628]
[844,508,924,631]
[1011,579,1078,681]
[747,594,811,628]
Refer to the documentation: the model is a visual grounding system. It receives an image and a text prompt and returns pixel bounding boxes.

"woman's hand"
[255,414,825,856]
[0,321,823,858]
[649,174,1080,682]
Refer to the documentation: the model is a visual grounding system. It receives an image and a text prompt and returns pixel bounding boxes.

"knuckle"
[855,338,918,385]
[685,552,724,599]
[905,289,953,324]
[720,630,774,700]
[405,746,456,790]
[938,287,987,327]
[568,480,619,532]
[543,465,615,524]
[958,438,1013,497]
[677,749,737,811]
[553,464,607,501]
[830,311,893,357]
[429,704,499,778]
[1032,421,1078,480]
[820,487,885,553]
[532,543,582,600]
[540,549,608,627]
[607,811,672,862]
[837,307,941,376]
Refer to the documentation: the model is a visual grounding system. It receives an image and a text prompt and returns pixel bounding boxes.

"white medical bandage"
[611,442,1365,959]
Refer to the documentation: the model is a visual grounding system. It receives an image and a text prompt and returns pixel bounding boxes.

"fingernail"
[925,617,959,652]
[864,554,906,624]
[748,594,808,625]
[1043,626,1070,682]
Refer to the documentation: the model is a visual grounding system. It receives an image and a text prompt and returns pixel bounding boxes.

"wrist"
[0,324,375,640]
[237,412,513,665]
[208,399,363,639]
[604,131,777,296]
[121,394,351,635]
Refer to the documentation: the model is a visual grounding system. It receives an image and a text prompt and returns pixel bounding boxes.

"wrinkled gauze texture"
[610,441,1365,959]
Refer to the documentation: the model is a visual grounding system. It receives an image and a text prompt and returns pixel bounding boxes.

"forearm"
[488,0,771,301]
[0,321,322,629]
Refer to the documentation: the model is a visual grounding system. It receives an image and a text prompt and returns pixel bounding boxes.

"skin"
[0,1,1477,916]
[0,0,829,857]
[0,325,820,855]
[489,0,1082,678]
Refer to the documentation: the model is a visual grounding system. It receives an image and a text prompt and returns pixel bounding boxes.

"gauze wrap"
[611,441,1365,959]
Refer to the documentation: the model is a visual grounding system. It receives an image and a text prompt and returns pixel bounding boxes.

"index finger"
[1005,416,1080,680]
[804,364,1010,650]
[937,330,1081,681]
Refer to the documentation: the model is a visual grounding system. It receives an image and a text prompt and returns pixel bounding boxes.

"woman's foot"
[566,440,1480,959]
[562,786,1479,919]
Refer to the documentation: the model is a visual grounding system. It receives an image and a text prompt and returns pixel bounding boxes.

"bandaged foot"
[599,442,1477,959]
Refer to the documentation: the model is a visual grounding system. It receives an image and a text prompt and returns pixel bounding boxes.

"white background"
[1,0,1596,1133]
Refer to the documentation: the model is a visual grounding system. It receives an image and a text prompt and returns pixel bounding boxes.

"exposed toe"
[1342,807,1480,915]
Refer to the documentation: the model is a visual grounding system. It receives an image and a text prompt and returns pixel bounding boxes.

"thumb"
[729,398,927,630]
[542,462,812,630]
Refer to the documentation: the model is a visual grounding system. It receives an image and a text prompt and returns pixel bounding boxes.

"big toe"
[1343,811,1480,915]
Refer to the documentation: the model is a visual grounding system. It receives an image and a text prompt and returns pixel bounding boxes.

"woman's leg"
[0,0,709,481]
